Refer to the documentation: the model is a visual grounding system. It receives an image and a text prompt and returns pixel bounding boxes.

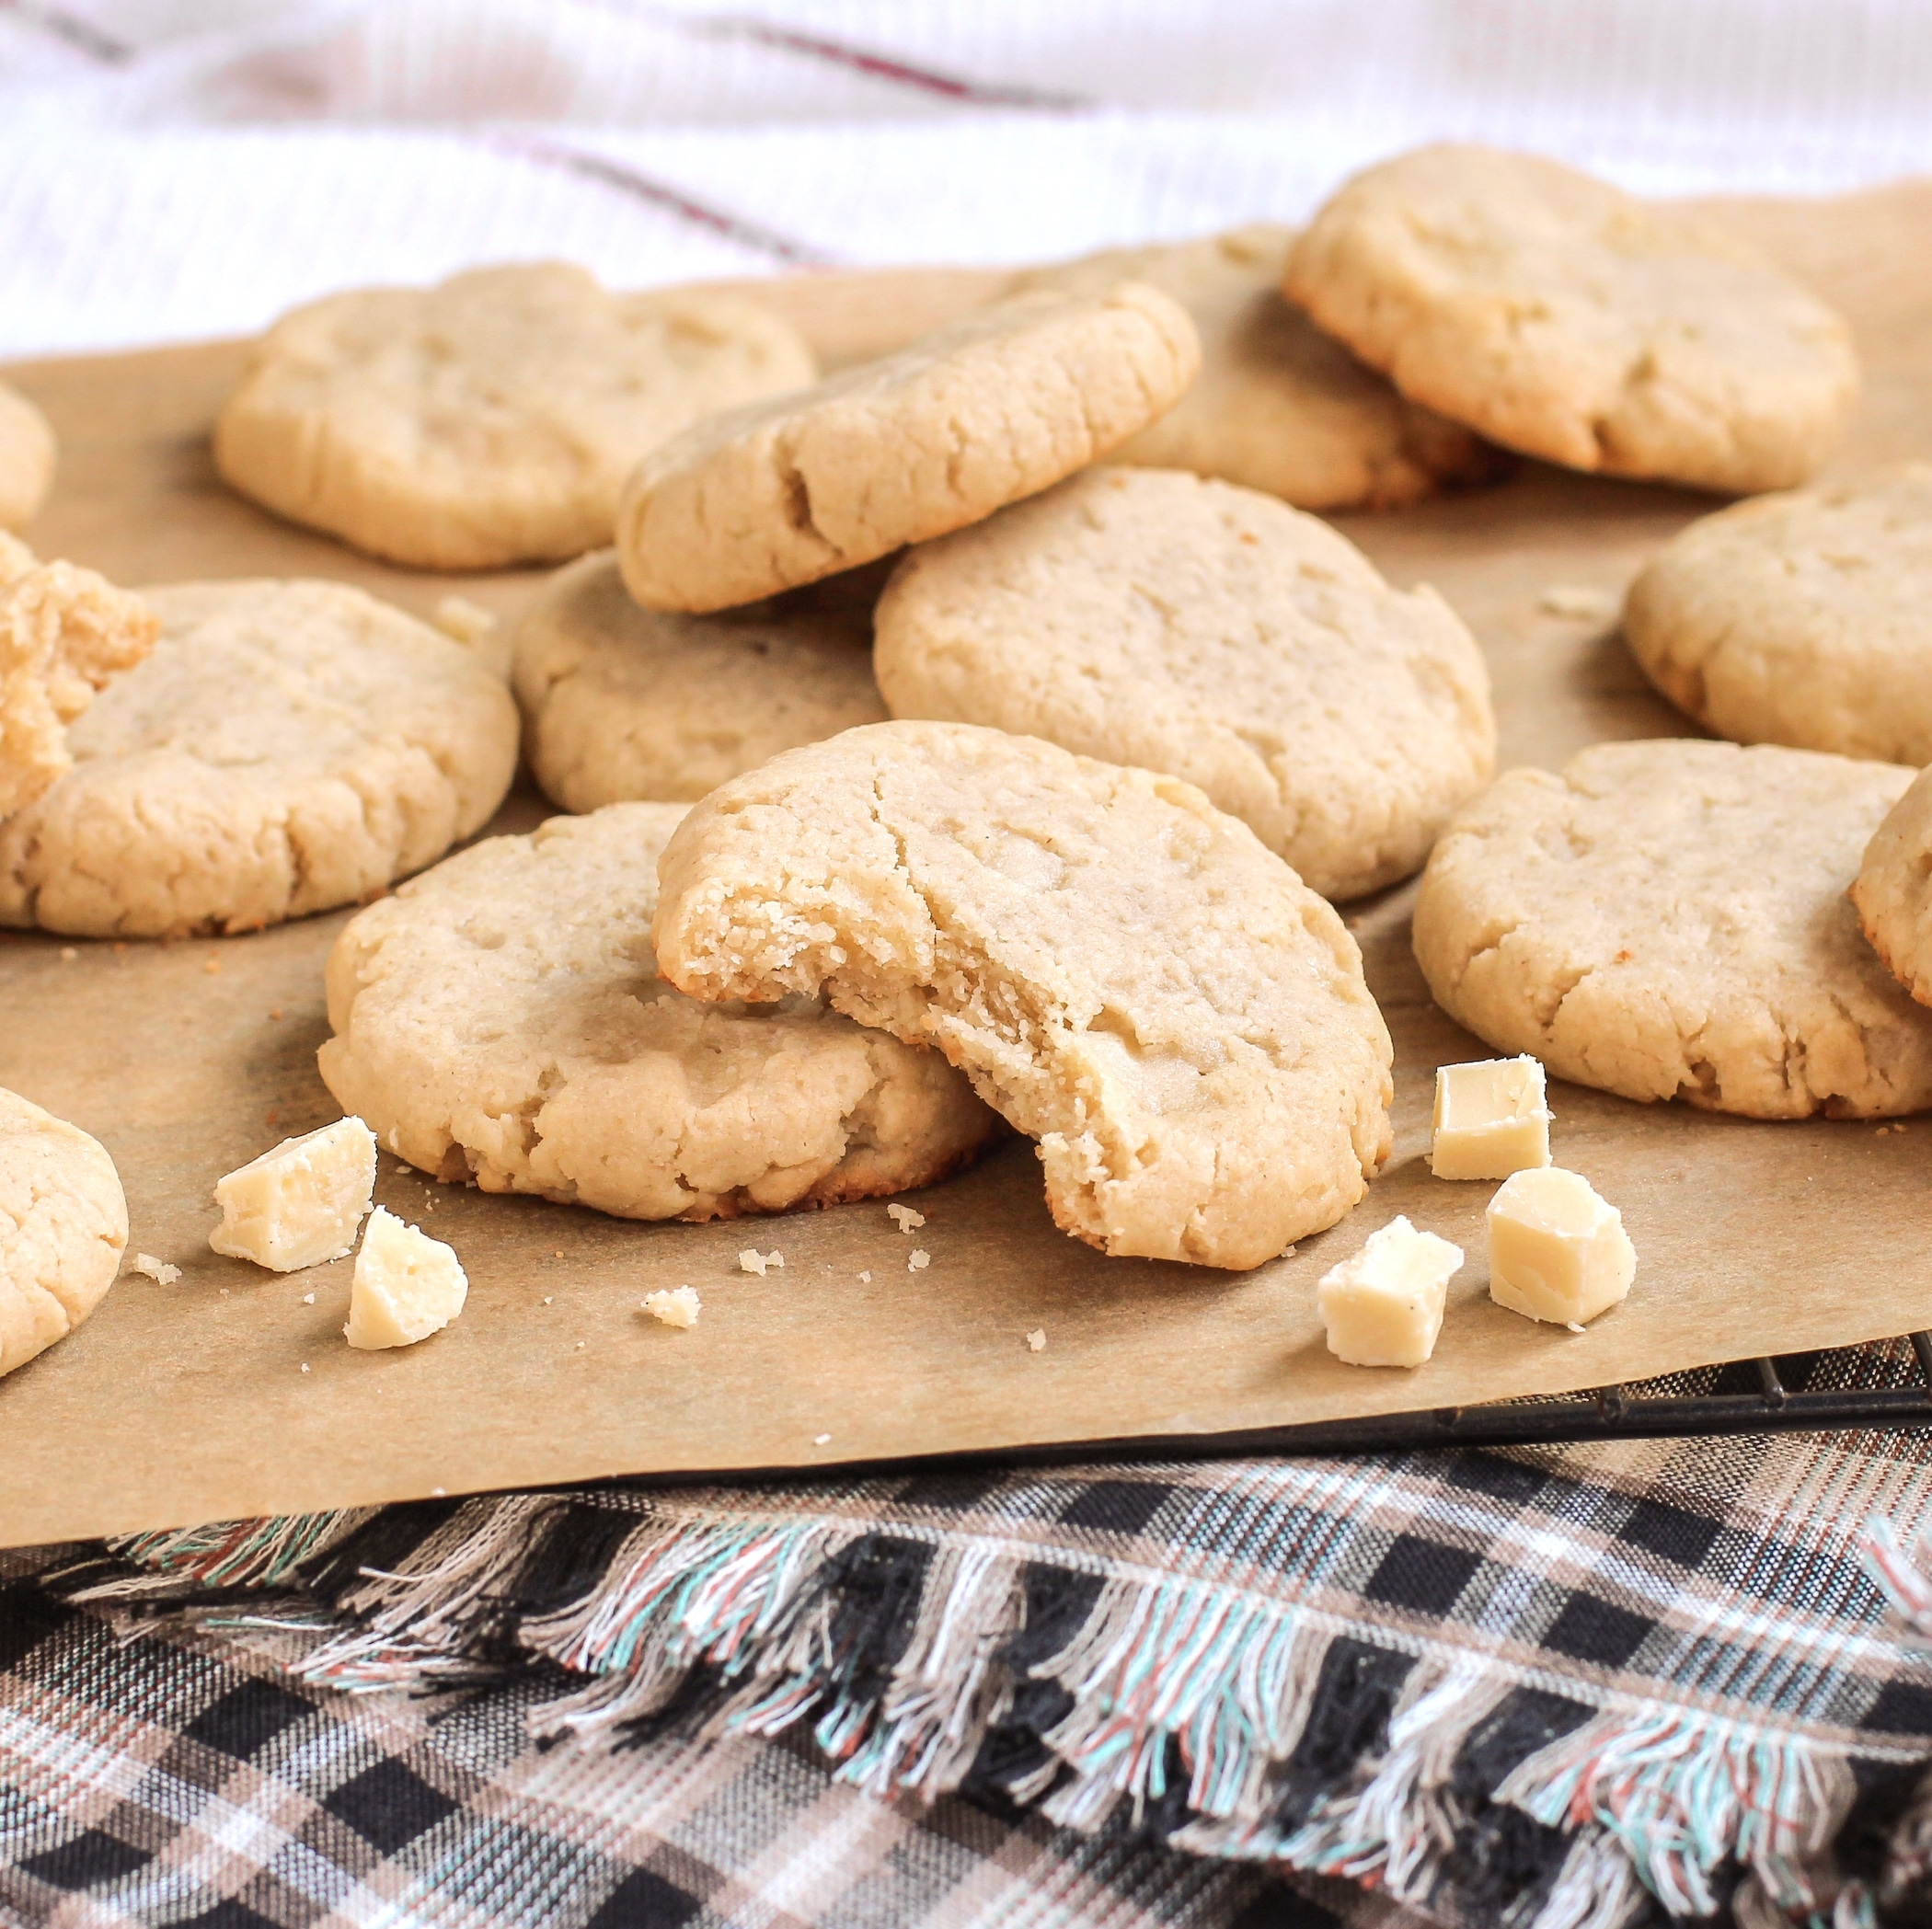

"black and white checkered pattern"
[0,1541,1419,1929]
[9,1342,1932,1927]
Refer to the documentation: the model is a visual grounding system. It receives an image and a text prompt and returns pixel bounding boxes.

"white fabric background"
[2,0,1929,358]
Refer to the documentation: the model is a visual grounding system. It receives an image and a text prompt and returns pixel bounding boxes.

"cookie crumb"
[739,1249,768,1276]
[908,1248,930,1271]
[643,1285,700,1328]
[128,1253,182,1285]
[302,1292,316,1304]
[431,1486,447,1497]
[1027,1328,1046,1352]
[887,1203,926,1233]
[765,1249,784,1269]
[299,1361,310,1372]
[553,1249,564,1258]
[813,1433,832,1445]
[1539,584,1618,622]
[58,947,75,961]
[543,1295,553,1304]
[205,955,222,974]
[858,1269,872,1282]
[269,1007,283,1020]
[1566,1322,1585,1334]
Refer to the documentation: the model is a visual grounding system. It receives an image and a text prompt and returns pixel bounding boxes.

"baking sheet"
[3,187,1931,1548]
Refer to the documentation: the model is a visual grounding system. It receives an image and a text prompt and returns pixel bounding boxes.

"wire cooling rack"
[645,1334,1932,1489]
[993,1331,1932,1467]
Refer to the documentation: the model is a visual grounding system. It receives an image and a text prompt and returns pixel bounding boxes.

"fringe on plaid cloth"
[44,1396,1932,1929]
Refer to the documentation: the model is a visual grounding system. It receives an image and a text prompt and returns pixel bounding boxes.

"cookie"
[1007,226,1500,511]
[1,535,160,820]
[1624,464,1932,763]
[651,721,1393,1269]
[1413,739,1932,1119]
[1,1085,128,1380]
[512,550,886,812]
[318,802,998,1220]
[214,263,818,571]
[1850,768,1932,1008]
[616,283,1202,613]
[1286,144,1859,492]
[0,579,519,938]
[875,467,1494,901]
[0,384,55,532]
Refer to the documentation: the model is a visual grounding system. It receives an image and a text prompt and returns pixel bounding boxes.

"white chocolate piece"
[643,1285,700,1328]
[344,1206,467,1349]
[210,1116,377,1272]
[1431,1056,1552,1181]
[1486,1166,1634,1328]
[1317,1214,1463,1368]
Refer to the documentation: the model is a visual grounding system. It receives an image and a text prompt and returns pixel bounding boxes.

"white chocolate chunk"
[210,1116,377,1271]
[1317,1214,1463,1368]
[343,1206,467,1349]
[887,1203,926,1232]
[128,1252,181,1285]
[738,1249,767,1277]
[1486,1166,1633,1328]
[1431,1056,1552,1181]
[642,1285,700,1328]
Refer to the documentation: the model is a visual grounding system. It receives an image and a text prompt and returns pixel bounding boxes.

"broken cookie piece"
[210,1117,378,1272]
[0,533,158,820]
[651,720,1392,1269]
[343,1205,467,1349]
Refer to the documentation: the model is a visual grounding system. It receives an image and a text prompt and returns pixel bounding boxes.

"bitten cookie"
[1851,769,1932,1008]
[1,1085,127,1379]
[616,283,1202,613]
[1413,740,1932,1119]
[214,263,817,570]
[0,579,519,938]
[1287,144,1858,492]
[318,802,998,1219]
[651,722,1393,1269]
[1,534,159,819]
[512,550,886,812]
[0,384,55,533]
[1008,226,1499,511]
[1625,465,1932,763]
[875,467,1494,901]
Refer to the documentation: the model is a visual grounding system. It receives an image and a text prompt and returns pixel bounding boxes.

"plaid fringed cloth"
[10,1345,1932,1928]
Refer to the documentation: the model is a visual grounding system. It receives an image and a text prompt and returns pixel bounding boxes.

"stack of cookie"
[5,136,1911,1387]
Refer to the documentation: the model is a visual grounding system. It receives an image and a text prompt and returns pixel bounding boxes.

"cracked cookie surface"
[1286,144,1858,492]
[1,533,158,819]
[873,466,1495,901]
[0,578,519,938]
[1413,739,1932,1118]
[615,282,1201,613]
[1,1085,127,1380]
[1625,464,1932,763]
[512,550,886,813]
[319,801,997,1220]
[1007,225,1501,511]
[214,262,817,570]
[651,721,1393,1269]
[0,383,55,533]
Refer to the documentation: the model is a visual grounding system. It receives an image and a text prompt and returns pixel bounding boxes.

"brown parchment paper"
[4,188,1932,1549]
